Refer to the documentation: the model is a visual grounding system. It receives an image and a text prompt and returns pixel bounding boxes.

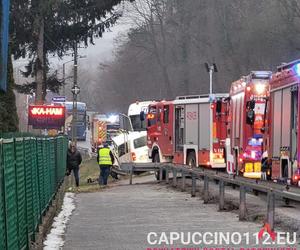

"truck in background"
[91,114,120,153]
[65,101,88,141]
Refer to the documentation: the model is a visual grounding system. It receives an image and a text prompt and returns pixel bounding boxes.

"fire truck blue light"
[295,63,300,76]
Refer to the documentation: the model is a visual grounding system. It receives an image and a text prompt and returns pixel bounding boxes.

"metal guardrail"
[125,162,300,230]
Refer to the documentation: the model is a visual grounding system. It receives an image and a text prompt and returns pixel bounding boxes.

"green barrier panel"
[0,140,7,250]
[0,135,68,250]
[49,139,55,195]
[3,140,18,250]
[55,138,61,186]
[43,139,50,208]
[63,138,68,180]
[14,138,28,250]
[37,139,45,214]
[24,139,34,236]
[30,138,40,231]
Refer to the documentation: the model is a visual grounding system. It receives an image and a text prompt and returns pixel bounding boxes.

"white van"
[111,131,151,168]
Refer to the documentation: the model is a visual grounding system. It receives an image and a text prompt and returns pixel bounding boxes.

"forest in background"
[77,0,300,113]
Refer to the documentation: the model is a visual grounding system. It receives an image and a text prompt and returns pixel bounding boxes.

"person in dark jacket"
[67,142,82,187]
[97,142,114,186]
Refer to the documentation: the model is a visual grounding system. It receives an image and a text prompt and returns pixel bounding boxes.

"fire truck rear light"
[211,104,215,109]
[294,175,299,181]
[239,157,243,163]
[246,86,251,91]
[206,162,210,165]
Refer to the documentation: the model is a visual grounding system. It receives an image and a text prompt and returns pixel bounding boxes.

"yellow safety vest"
[98,148,113,165]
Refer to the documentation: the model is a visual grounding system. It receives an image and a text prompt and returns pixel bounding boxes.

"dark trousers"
[73,167,80,187]
[99,166,111,185]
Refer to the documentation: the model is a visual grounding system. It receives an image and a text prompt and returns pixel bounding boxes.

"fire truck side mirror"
[140,111,145,121]
[216,100,222,114]
[246,110,255,125]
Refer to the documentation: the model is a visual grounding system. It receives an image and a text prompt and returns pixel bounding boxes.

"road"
[63,175,299,250]
[77,129,91,151]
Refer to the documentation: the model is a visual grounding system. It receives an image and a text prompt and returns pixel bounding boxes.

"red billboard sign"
[28,105,66,129]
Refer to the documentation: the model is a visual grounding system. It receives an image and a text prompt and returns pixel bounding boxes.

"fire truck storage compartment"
[175,105,185,151]
[175,103,210,151]
[271,86,293,179]
[271,88,291,157]
[231,93,244,148]
[185,104,199,145]
[199,103,210,149]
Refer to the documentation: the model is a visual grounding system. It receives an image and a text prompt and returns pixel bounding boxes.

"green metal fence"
[0,135,68,250]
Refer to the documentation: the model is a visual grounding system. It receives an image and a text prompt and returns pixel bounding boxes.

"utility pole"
[205,63,218,165]
[63,64,65,96]
[71,43,80,145]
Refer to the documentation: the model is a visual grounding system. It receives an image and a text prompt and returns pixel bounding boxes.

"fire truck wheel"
[186,151,196,168]
[153,152,160,163]
[153,153,161,180]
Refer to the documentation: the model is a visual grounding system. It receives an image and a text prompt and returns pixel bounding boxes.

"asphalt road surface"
[64,175,299,250]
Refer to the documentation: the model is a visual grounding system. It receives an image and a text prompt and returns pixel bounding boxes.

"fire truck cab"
[226,71,272,178]
[147,94,228,169]
[267,60,300,186]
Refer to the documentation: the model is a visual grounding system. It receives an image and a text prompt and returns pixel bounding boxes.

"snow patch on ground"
[43,192,76,250]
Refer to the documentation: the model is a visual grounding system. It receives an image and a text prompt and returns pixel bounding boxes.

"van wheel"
[187,151,196,168]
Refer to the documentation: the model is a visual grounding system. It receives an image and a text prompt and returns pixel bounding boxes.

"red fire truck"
[225,71,272,178]
[146,94,228,173]
[266,60,300,186]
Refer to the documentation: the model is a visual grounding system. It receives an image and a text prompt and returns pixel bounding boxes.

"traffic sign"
[52,96,66,102]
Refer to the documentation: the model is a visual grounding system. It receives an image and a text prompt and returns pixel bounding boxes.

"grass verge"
[66,157,114,193]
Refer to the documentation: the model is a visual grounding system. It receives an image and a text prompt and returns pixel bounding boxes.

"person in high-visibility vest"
[97,142,114,185]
